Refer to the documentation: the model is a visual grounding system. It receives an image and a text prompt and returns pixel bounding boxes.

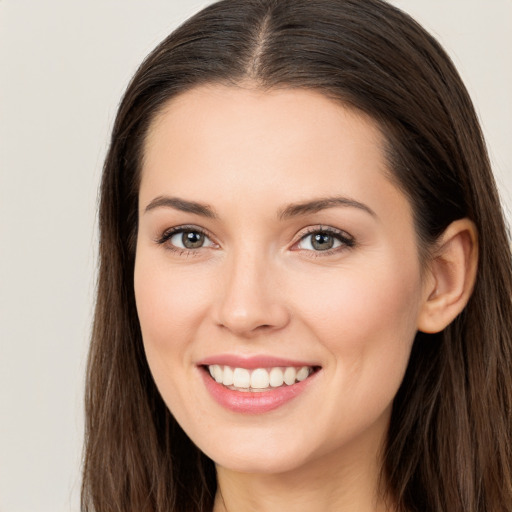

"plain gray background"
[0,1,511,511]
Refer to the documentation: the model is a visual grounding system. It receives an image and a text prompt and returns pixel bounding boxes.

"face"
[134,85,429,476]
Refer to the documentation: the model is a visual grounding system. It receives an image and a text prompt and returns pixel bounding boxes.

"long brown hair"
[82,1,512,510]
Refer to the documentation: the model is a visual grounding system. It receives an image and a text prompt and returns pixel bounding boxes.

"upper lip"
[197,354,319,369]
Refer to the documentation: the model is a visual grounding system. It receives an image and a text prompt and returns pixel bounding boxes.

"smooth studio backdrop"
[0,1,510,511]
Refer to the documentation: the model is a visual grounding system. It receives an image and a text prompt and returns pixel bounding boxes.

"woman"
[81,0,512,510]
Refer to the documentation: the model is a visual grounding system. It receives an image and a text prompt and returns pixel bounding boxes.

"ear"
[417,219,478,334]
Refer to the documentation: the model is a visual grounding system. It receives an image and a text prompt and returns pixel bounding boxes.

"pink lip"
[198,366,319,414]
[197,354,317,369]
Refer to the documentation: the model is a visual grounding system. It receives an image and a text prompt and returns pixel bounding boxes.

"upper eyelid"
[295,225,354,241]
[156,224,215,244]
[292,226,356,252]
[156,224,354,248]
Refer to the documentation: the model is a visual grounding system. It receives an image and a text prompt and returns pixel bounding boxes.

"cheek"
[133,253,212,416]
[134,255,211,348]
[292,256,422,389]
[298,259,420,328]
[292,261,422,445]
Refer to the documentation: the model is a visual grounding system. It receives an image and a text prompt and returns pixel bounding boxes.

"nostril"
[214,291,291,335]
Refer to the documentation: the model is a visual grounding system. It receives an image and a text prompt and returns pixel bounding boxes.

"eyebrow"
[278,196,376,219]
[143,195,376,219]
[144,196,218,218]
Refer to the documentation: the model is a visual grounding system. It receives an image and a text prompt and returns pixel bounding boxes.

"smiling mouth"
[204,364,320,392]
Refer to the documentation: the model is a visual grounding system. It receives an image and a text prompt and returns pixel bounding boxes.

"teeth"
[207,365,313,390]
[251,368,270,389]
[296,367,310,381]
[283,367,296,385]
[222,365,234,386]
[209,364,223,383]
[269,367,284,387]
[233,368,250,388]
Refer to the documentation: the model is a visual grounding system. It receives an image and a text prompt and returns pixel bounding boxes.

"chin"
[191,425,322,475]
[210,447,311,475]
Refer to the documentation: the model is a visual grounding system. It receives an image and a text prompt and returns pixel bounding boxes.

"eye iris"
[311,233,334,250]
[182,231,204,249]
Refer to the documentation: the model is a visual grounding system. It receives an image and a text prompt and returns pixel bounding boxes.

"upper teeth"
[207,365,312,390]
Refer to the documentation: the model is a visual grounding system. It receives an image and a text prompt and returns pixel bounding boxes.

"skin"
[134,85,475,511]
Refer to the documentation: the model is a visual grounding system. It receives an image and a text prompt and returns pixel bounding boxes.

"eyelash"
[156,225,216,256]
[156,225,355,256]
[294,226,355,257]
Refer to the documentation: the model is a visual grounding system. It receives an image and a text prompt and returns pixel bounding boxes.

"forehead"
[144,85,385,161]
[139,84,409,224]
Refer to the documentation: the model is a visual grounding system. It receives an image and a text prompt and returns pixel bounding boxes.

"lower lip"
[200,368,318,414]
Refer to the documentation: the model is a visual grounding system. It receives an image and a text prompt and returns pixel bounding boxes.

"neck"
[213,420,394,512]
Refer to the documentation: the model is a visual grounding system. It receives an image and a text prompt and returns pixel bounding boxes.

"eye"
[296,228,354,252]
[170,230,207,249]
[157,226,216,251]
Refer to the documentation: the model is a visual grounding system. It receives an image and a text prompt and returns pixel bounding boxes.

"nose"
[213,250,291,337]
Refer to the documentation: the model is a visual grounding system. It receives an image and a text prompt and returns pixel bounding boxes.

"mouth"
[203,364,320,392]
[197,355,322,413]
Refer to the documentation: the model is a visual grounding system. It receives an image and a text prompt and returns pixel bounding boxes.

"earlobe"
[417,219,478,334]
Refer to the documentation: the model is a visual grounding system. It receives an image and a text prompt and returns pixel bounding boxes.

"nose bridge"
[215,242,289,336]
